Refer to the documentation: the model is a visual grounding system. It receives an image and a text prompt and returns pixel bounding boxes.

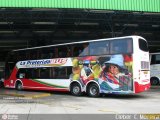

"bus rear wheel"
[87,83,100,97]
[70,83,82,96]
[16,82,23,90]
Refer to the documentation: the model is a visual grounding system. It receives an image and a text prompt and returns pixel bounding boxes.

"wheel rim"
[18,84,22,89]
[90,86,98,96]
[73,86,80,95]
[152,80,158,85]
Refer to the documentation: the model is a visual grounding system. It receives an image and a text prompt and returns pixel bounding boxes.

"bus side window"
[151,55,155,65]
[127,40,133,53]
[57,46,68,58]
[40,48,55,59]
[40,68,49,79]
[154,54,160,64]
[66,46,71,57]
[89,41,109,55]
[26,50,31,60]
[28,68,40,79]
[151,54,160,65]
[57,67,66,79]
[41,49,47,59]
[72,45,84,57]
[55,67,72,79]
[51,68,56,78]
[110,42,120,54]
[110,39,132,54]
[30,50,37,60]
[79,43,89,56]
[72,46,80,57]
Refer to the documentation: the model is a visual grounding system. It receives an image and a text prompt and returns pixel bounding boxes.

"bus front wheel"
[70,83,82,96]
[16,82,23,90]
[150,77,159,85]
[87,83,100,97]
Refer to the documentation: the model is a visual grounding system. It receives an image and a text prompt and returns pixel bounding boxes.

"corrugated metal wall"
[0,0,159,12]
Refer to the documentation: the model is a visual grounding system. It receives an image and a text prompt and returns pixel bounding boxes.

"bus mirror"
[1,78,4,82]
[19,73,25,78]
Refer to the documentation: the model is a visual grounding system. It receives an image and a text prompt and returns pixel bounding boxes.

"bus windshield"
[139,38,149,52]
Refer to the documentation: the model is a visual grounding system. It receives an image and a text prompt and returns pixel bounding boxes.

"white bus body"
[150,53,160,85]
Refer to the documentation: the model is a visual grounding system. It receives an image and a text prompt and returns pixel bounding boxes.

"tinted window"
[155,55,160,64]
[16,67,72,79]
[57,46,71,58]
[139,39,149,52]
[150,55,155,65]
[40,47,55,59]
[151,54,160,64]
[27,50,37,60]
[54,67,72,79]
[72,43,89,57]
[72,44,83,57]
[110,38,133,54]
[78,43,89,56]
[89,41,109,55]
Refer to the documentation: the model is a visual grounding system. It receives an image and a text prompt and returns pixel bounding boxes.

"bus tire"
[150,77,159,85]
[87,83,100,97]
[70,83,82,96]
[16,82,23,90]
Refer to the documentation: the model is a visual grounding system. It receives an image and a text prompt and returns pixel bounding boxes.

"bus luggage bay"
[4,36,150,97]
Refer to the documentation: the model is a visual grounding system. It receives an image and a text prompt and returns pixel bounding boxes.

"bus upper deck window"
[110,38,133,54]
[89,41,109,55]
[79,44,89,56]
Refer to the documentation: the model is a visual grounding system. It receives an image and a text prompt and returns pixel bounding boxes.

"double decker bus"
[4,36,150,97]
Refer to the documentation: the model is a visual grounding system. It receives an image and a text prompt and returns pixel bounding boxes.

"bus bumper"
[134,82,150,93]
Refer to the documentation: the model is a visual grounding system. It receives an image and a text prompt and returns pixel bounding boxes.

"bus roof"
[13,35,144,52]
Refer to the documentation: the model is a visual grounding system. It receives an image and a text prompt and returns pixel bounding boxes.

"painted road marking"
[0,93,51,99]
